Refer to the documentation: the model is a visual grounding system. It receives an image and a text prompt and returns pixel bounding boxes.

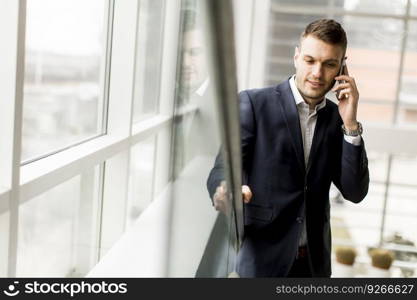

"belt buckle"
[297,246,308,259]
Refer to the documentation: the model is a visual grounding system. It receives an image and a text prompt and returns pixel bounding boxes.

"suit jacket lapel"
[275,81,306,174]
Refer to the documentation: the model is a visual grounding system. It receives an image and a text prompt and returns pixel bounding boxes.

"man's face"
[180,29,208,92]
[294,35,344,105]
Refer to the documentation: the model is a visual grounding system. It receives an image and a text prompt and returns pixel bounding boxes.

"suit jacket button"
[304,186,308,192]
[296,217,303,223]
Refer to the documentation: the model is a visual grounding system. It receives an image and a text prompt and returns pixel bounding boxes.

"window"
[267,1,417,276]
[126,135,156,228]
[266,0,417,126]
[17,166,101,277]
[332,182,386,248]
[390,154,417,185]
[167,0,236,277]
[412,0,417,16]
[22,0,109,162]
[399,21,417,125]
[132,0,166,123]
[343,0,407,15]
[385,185,417,244]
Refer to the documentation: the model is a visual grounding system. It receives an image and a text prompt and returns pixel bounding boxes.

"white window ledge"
[87,156,220,277]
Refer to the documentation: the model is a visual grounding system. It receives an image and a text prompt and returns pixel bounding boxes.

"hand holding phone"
[332,57,360,128]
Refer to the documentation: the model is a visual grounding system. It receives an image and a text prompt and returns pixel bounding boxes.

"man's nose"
[312,63,322,78]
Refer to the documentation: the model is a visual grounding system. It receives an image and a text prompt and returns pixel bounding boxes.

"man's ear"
[294,46,300,68]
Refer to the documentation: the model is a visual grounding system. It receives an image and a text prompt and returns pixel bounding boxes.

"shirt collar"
[289,75,326,111]
[195,78,210,97]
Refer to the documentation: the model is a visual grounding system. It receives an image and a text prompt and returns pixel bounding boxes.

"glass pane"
[132,0,166,123]
[368,152,389,183]
[126,135,156,228]
[265,12,326,85]
[386,185,417,216]
[22,0,108,162]
[357,103,394,124]
[272,0,332,7]
[265,14,402,106]
[169,0,236,277]
[344,0,407,15]
[398,106,417,125]
[390,155,417,185]
[343,16,401,106]
[412,0,417,16]
[272,0,406,15]
[384,185,417,250]
[383,185,417,276]
[347,47,399,103]
[331,183,385,267]
[17,167,101,277]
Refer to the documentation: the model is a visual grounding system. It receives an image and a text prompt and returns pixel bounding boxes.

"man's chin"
[303,87,331,99]
[302,91,326,100]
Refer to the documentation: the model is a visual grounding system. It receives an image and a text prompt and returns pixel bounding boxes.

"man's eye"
[305,60,314,64]
[189,48,203,56]
[326,63,337,68]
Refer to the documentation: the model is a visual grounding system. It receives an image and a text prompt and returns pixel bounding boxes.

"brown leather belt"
[297,246,308,259]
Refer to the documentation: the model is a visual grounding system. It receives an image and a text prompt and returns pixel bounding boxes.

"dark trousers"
[287,246,312,277]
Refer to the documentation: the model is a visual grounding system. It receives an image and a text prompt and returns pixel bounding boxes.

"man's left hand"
[332,64,360,131]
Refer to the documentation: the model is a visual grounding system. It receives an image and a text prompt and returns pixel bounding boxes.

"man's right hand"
[242,185,253,204]
[213,181,253,214]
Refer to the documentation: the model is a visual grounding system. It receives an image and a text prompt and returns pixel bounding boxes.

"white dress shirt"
[288,75,361,247]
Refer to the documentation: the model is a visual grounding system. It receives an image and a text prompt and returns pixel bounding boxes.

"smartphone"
[335,59,346,100]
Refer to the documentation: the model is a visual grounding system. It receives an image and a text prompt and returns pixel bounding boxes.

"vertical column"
[0,0,27,277]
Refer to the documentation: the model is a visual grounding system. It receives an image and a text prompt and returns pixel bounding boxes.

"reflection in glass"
[126,135,156,228]
[17,167,101,277]
[22,0,107,162]
[173,4,219,175]
[168,0,236,277]
[132,0,166,123]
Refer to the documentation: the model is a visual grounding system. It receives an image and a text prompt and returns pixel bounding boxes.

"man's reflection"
[180,27,209,100]
[174,8,218,177]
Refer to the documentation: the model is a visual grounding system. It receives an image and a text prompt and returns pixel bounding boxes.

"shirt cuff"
[344,134,362,146]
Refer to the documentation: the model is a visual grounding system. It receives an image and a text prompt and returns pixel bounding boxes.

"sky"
[26,0,106,56]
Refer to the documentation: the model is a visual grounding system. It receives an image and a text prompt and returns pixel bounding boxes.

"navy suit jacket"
[207,79,369,277]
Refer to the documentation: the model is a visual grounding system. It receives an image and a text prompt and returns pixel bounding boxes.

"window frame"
[0,0,180,277]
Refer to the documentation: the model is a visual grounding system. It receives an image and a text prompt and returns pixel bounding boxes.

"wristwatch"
[341,122,363,136]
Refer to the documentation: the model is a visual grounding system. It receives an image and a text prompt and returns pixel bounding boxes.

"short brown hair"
[301,19,347,51]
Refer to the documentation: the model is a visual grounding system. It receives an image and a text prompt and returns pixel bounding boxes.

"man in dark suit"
[207,19,369,277]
